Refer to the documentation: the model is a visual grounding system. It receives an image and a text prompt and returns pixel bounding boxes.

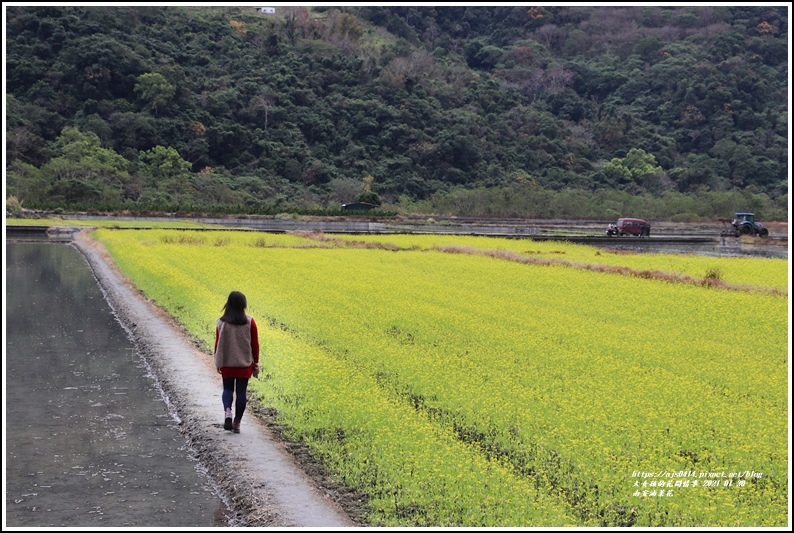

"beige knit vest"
[214,316,253,368]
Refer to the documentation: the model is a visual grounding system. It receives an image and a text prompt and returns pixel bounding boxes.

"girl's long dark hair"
[221,291,248,325]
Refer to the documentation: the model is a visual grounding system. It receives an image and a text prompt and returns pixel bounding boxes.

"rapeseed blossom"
[94,228,788,526]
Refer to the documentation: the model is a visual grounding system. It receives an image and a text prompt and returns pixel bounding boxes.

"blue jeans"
[222,377,249,420]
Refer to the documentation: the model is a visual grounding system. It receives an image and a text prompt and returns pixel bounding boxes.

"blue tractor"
[720,212,769,237]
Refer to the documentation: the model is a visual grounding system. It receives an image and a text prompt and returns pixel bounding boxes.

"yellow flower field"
[92,228,789,526]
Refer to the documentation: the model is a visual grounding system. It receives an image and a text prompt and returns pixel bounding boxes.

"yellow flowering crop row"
[92,228,788,526]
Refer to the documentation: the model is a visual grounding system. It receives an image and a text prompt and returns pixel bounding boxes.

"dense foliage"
[4,6,789,219]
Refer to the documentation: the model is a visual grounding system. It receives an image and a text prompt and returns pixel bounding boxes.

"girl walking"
[214,291,260,433]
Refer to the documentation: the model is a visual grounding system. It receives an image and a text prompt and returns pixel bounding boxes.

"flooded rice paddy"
[591,237,788,259]
[4,241,228,527]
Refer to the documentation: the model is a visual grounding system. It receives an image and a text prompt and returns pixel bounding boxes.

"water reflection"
[5,242,228,527]
[592,239,788,259]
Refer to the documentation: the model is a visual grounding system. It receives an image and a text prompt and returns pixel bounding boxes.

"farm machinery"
[719,212,769,238]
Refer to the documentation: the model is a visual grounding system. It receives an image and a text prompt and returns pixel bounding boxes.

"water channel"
[4,239,228,527]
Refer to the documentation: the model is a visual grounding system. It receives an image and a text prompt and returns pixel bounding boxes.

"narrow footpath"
[72,229,357,528]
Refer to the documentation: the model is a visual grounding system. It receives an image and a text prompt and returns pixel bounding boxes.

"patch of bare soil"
[762,220,788,234]
[72,229,363,528]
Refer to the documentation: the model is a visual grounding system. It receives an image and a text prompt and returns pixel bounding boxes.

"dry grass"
[290,230,406,251]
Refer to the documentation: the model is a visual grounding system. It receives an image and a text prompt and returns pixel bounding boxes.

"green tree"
[134,72,176,115]
[601,158,632,186]
[6,161,50,205]
[622,148,663,181]
[354,190,382,206]
[137,145,192,204]
[40,127,130,203]
[599,148,665,192]
[354,174,382,205]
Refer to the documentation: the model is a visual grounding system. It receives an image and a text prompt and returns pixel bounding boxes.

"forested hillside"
[4,5,789,219]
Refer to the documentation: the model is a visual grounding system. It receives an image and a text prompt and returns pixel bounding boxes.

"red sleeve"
[250,317,260,363]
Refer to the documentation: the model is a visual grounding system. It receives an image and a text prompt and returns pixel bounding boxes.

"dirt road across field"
[72,230,359,528]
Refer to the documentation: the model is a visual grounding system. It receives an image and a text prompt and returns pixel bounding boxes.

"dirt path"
[72,230,359,528]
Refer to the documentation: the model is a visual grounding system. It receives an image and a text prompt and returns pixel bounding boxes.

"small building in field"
[257,7,276,14]
[342,202,378,211]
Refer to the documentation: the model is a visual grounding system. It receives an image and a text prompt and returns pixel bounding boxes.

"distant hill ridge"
[4,5,789,219]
